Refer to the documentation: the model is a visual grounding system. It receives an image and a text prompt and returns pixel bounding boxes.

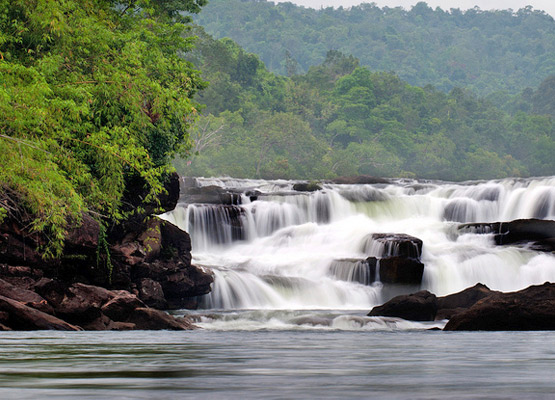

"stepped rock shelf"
[162,175,555,331]
[1,174,555,331]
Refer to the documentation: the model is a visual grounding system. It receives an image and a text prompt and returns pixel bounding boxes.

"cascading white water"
[163,176,555,330]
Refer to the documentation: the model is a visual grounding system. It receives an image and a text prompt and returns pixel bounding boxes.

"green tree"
[0,0,205,256]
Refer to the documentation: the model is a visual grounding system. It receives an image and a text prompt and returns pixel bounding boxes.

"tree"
[0,0,205,256]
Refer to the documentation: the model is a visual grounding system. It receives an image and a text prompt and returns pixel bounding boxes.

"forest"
[194,0,555,95]
[175,25,555,181]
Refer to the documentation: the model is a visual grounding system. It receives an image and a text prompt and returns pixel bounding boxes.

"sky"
[273,0,555,17]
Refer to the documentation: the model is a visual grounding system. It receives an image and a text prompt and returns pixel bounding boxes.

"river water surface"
[2,177,554,398]
[1,330,554,399]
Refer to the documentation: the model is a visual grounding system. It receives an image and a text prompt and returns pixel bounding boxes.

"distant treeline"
[175,27,555,181]
[193,0,555,96]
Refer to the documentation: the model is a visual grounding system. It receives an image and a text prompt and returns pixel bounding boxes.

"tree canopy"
[0,0,205,256]
[176,30,555,181]
[193,0,555,95]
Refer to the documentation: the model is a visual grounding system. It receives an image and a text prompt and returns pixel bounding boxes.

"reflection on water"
[0,330,554,399]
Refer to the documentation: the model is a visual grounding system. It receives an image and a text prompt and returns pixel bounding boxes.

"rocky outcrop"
[0,172,213,330]
[458,218,555,252]
[0,295,81,331]
[444,282,555,331]
[436,283,498,320]
[368,290,438,321]
[367,282,555,330]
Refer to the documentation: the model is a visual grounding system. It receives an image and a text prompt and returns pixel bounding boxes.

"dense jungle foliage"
[0,0,205,256]
[194,0,555,96]
[175,27,555,181]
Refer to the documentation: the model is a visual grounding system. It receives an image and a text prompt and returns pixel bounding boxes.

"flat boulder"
[444,282,555,331]
[368,290,438,321]
[363,233,423,259]
[0,295,81,331]
[459,219,555,252]
[0,278,53,314]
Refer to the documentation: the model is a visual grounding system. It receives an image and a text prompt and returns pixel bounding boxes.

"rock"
[0,219,44,266]
[444,282,555,331]
[368,290,438,321]
[64,213,100,251]
[34,278,66,307]
[0,295,81,331]
[126,308,195,330]
[107,320,136,330]
[366,256,424,285]
[81,314,112,331]
[0,323,12,331]
[0,278,53,314]
[180,185,241,205]
[458,218,555,252]
[331,175,390,185]
[138,278,167,309]
[292,182,322,192]
[436,283,498,320]
[362,233,423,258]
[55,283,115,323]
[101,291,146,321]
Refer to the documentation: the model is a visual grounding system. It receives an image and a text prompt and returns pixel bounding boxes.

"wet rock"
[292,182,322,192]
[363,233,423,259]
[366,256,424,285]
[0,295,81,331]
[368,290,438,321]
[138,278,168,309]
[55,283,115,323]
[0,278,53,314]
[101,291,146,321]
[126,308,195,330]
[444,282,555,331]
[436,283,498,320]
[34,278,66,307]
[459,218,555,252]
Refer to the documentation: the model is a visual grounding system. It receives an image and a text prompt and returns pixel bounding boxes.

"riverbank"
[0,173,212,331]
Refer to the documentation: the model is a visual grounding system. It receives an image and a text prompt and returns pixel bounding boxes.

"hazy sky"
[274,0,555,17]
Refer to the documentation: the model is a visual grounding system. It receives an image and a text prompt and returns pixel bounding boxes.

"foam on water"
[163,176,555,330]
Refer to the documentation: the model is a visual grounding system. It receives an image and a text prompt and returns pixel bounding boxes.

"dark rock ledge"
[368,282,555,331]
[0,173,213,331]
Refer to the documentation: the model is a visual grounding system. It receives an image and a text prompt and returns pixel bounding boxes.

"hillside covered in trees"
[175,27,555,181]
[193,0,555,95]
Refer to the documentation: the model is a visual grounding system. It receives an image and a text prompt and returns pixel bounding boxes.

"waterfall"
[164,176,555,317]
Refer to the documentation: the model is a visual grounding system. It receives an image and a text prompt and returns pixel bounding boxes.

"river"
[1,330,554,399]
[2,176,554,398]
